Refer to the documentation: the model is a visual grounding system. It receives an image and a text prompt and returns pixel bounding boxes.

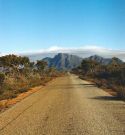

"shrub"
[72,59,125,99]
[0,73,5,86]
[0,55,61,102]
[18,88,29,93]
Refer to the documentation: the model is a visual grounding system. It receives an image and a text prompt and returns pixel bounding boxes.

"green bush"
[72,59,125,98]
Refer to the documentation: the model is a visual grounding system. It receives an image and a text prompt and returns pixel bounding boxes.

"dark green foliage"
[36,60,47,72]
[72,58,125,98]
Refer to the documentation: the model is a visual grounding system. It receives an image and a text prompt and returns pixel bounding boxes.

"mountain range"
[42,53,123,70]
[85,55,123,65]
[24,53,123,70]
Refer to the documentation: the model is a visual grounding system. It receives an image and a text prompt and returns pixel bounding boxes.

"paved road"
[0,74,125,135]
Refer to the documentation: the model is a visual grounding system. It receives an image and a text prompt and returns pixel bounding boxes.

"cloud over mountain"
[22,45,125,61]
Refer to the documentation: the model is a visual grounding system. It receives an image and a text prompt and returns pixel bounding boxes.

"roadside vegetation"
[0,55,64,101]
[72,57,125,99]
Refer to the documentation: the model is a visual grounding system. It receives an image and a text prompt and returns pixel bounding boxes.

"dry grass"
[0,100,9,112]
[0,74,54,101]
[0,85,43,112]
[0,70,65,112]
[0,76,57,112]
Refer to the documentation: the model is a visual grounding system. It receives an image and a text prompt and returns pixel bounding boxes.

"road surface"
[0,74,125,135]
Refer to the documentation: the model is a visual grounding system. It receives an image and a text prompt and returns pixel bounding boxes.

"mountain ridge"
[85,55,123,65]
[43,53,83,70]
[42,53,123,70]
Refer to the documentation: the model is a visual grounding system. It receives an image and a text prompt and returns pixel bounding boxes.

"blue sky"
[0,0,125,53]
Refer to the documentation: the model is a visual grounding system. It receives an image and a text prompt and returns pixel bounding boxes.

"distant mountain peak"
[86,55,123,65]
[43,53,83,71]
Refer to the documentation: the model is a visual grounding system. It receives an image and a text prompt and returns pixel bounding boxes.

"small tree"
[81,60,90,74]
[36,60,47,75]
[20,56,30,66]
[48,67,57,77]
[81,60,98,74]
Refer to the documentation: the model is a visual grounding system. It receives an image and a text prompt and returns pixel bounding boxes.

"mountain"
[85,55,123,65]
[25,53,123,70]
[43,53,83,70]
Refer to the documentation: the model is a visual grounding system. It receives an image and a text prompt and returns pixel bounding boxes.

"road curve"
[0,74,125,135]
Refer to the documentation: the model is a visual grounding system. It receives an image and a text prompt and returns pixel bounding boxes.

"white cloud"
[22,45,125,61]
[0,52,7,57]
[1,45,125,61]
